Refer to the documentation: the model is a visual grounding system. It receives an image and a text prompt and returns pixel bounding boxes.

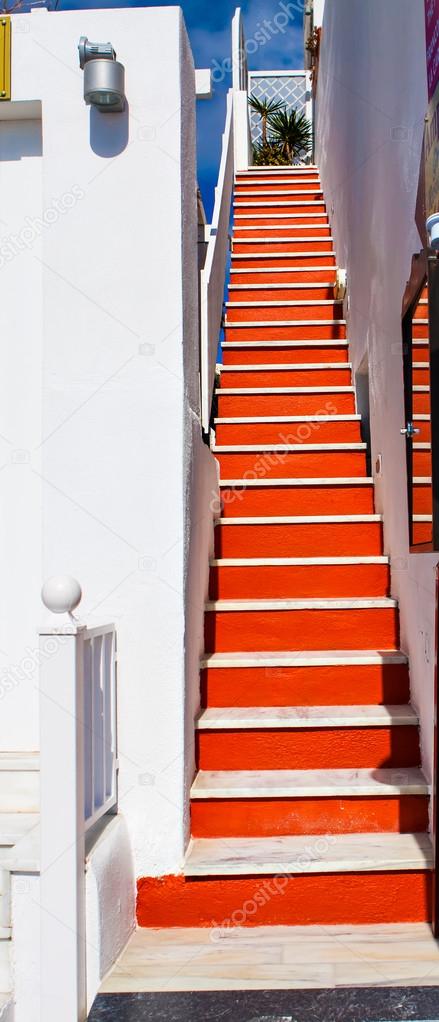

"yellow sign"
[0,17,11,102]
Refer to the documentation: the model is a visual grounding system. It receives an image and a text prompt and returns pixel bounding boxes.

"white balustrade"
[39,577,117,1022]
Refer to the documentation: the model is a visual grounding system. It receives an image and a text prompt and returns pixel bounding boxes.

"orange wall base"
[137,871,431,928]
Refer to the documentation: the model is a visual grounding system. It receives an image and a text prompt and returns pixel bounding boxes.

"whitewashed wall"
[1,6,216,877]
[315,0,437,779]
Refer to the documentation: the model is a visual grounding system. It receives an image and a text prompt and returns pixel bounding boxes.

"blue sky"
[45,0,305,216]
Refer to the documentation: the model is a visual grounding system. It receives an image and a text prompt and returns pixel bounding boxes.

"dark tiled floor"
[88,988,439,1022]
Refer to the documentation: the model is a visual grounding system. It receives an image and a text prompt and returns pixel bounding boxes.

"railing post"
[39,576,87,1022]
[232,7,251,170]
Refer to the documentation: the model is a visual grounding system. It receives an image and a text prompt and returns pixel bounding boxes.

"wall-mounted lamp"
[427,213,439,251]
[78,36,125,113]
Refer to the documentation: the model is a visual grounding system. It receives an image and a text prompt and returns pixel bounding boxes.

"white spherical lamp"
[41,576,82,616]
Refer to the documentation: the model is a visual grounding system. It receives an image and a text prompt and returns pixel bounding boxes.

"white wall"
[316,0,437,780]
[2,6,216,876]
[313,0,325,28]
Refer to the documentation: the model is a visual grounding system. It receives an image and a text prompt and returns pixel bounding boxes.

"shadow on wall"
[89,102,129,158]
[0,119,42,161]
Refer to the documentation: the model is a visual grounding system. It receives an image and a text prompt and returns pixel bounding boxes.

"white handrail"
[39,577,117,1022]
[200,89,234,433]
[232,7,248,91]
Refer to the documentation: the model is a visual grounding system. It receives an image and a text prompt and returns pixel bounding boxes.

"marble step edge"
[227,282,336,290]
[222,340,349,346]
[229,266,335,273]
[215,514,383,524]
[190,767,429,800]
[200,650,408,669]
[212,444,366,453]
[233,224,329,231]
[210,556,389,566]
[218,477,374,487]
[216,386,355,395]
[234,190,324,196]
[184,832,433,877]
[218,363,352,372]
[236,166,319,172]
[0,754,39,772]
[234,199,324,207]
[224,319,345,327]
[195,705,418,730]
[205,598,397,611]
[214,415,360,423]
[232,236,333,244]
[233,214,328,221]
[231,254,336,261]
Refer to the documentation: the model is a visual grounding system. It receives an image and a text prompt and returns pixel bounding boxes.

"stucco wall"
[315,0,437,780]
[1,6,216,876]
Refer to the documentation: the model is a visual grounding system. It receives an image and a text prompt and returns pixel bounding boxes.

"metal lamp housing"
[83,58,125,113]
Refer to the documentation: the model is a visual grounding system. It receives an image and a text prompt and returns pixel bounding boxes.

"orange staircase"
[137,165,433,929]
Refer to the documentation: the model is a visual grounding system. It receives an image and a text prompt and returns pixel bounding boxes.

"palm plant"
[267,108,313,163]
[248,95,283,146]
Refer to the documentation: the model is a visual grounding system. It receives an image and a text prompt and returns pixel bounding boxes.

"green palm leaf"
[267,108,313,163]
[248,95,284,145]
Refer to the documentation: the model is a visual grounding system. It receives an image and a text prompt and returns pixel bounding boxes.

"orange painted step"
[214,420,362,444]
[222,343,349,365]
[219,481,375,517]
[413,323,429,338]
[413,343,429,360]
[232,254,336,268]
[214,449,367,479]
[414,483,433,514]
[217,392,356,416]
[190,795,428,838]
[234,203,326,216]
[234,180,321,190]
[204,604,399,652]
[224,324,346,341]
[220,366,351,387]
[228,285,335,301]
[413,450,432,475]
[413,420,431,442]
[234,215,329,227]
[234,226,332,239]
[413,392,431,414]
[231,269,337,284]
[200,659,410,708]
[214,520,383,557]
[413,522,433,544]
[235,187,323,199]
[226,304,343,322]
[209,560,389,599]
[233,240,334,254]
[196,726,420,771]
[413,367,430,385]
[137,871,431,927]
[414,304,429,319]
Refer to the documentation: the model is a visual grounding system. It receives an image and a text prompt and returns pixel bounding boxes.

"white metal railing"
[200,89,234,433]
[39,576,117,1022]
[83,624,117,831]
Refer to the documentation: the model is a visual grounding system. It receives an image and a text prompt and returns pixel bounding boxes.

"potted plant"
[267,107,313,164]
